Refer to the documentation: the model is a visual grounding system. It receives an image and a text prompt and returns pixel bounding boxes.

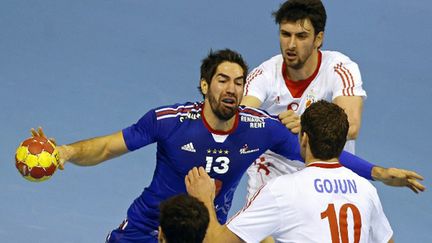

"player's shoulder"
[321,50,358,68]
[340,167,379,195]
[154,101,202,121]
[252,54,283,72]
[261,54,283,65]
[265,171,300,196]
[238,105,279,121]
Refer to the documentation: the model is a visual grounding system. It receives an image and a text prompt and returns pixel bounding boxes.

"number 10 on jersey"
[321,203,362,243]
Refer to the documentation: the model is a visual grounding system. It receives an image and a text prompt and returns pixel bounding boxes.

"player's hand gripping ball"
[15,136,59,182]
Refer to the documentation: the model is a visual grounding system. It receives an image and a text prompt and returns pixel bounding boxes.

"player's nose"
[225,80,236,93]
[288,37,296,49]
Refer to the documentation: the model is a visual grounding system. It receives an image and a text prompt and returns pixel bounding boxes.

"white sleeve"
[244,66,269,102]
[331,60,367,100]
[227,184,281,243]
[368,188,393,242]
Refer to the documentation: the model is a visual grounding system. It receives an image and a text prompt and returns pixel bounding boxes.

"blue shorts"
[106,219,158,243]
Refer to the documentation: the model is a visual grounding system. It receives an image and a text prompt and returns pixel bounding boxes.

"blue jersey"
[121,102,373,237]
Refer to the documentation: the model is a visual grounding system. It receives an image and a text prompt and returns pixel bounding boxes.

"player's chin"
[217,106,237,120]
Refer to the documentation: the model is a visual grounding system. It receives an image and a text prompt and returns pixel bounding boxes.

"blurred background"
[1,0,431,242]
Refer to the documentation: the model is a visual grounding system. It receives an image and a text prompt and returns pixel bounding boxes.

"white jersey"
[245,50,367,199]
[228,162,393,243]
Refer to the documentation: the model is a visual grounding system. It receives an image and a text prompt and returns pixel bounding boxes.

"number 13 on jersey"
[205,156,230,174]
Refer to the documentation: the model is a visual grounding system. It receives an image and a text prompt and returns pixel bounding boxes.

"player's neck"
[285,49,319,82]
[202,101,237,132]
[304,150,339,166]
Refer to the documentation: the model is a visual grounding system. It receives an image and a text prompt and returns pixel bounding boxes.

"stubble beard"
[283,50,307,70]
[208,92,237,121]
[281,44,315,71]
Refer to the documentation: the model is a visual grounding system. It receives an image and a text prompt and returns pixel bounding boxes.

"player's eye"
[235,79,244,86]
[297,33,308,39]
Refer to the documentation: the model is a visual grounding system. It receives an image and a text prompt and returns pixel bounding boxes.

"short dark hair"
[273,0,327,35]
[300,100,348,160]
[159,194,209,243]
[198,49,248,98]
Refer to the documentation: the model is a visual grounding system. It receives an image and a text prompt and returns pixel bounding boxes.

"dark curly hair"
[301,100,348,160]
[273,0,327,35]
[159,194,209,243]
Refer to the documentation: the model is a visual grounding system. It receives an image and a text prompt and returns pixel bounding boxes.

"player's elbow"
[347,125,360,140]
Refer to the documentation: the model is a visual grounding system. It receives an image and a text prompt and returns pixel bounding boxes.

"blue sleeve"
[269,118,375,180]
[268,121,304,162]
[339,151,375,180]
[122,109,158,151]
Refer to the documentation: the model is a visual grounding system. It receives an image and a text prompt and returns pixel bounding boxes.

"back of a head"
[159,194,210,243]
[273,0,327,35]
[300,100,349,160]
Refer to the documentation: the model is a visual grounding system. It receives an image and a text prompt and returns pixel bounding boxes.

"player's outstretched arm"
[339,152,426,193]
[185,167,245,243]
[31,127,129,168]
[372,166,425,193]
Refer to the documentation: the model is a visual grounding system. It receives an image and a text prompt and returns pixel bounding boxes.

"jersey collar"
[201,103,239,135]
[282,50,322,98]
[306,161,342,169]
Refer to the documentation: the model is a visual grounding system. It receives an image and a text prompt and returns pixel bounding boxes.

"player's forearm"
[240,95,262,108]
[333,96,363,140]
[347,123,360,140]
[339,151,375,180]
[370,166,386,181]
[202,200,242,243]
[59,132,128,166]
[203,200,225,242]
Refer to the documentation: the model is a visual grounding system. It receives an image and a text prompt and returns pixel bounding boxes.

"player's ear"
[200,79,209,95]
[300,132,308,147]
[158,226,164,243]
[314,31,324,49]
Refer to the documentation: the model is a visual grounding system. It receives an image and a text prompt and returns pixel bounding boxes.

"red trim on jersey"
[156,107,195,117]
[245,68,263,96]
[334,63,356,96]
[201,103,239,135]
[343,65,355,95]
[282,51,322,98]
[241,107,271,118]
[306,162,343,168]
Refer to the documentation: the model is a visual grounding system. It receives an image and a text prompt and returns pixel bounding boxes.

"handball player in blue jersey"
[31,49,424,242]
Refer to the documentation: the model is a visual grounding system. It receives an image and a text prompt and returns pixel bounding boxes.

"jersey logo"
[287,102,299,111]
[179,111,201,122]
[256,157,274,175]
[239,144,260,154]
[181,142,196,153]
[305,90,318,108]
[240,116,266,128]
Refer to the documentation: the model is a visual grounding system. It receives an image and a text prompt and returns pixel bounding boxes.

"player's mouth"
[285,51,297,61]
[221,97,237,108]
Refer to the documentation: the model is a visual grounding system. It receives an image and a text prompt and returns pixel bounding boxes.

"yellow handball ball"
[15,136,59,182]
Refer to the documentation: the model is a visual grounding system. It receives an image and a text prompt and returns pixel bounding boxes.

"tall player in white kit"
[242,0,367,199]
[186,101,394,243]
